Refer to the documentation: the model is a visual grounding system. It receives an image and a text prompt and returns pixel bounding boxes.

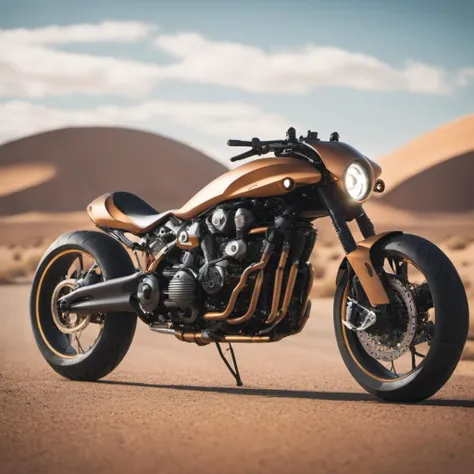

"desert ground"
[1,285,474,474]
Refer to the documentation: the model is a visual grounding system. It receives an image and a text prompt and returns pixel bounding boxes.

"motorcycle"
[30,127,469,402]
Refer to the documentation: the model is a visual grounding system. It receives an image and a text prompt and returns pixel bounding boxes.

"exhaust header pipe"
[149,325,272,344]
[59,272,144,314]
[175,330,271,345]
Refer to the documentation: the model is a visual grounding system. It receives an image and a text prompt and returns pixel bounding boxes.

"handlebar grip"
[230,149,257,162]
[227,139,252,147]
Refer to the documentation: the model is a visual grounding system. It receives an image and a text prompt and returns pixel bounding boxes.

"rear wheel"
[30,231,137,381]
[334,233,469,403]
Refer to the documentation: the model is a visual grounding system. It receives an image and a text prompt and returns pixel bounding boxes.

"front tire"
[334,233,469,403]
[30,231,137,381]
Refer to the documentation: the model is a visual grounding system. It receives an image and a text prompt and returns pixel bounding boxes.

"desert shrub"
[0,263,27,284]
[443,235,469,251]
[313,263,326,279]
[0,249,44,284]
[12,251,22,262]
[0,270,13,284]
[32,237,44,248]
[311,278,335,298]
[23,251,43,272]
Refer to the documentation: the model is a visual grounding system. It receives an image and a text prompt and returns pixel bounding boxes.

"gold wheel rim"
[36,249,102,359]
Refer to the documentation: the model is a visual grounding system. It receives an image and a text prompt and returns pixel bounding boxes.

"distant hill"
[0,127,226,215]
[376,115,474,213]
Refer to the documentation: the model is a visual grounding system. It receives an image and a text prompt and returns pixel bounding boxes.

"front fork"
[318,186,400,306]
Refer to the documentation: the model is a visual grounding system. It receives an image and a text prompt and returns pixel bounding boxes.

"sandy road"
[1,285,473,474]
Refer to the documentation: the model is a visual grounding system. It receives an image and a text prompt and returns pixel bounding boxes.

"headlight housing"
[344,162,370,201]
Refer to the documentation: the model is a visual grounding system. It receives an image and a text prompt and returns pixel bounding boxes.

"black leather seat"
[87,191,172,234]
[112,191,159,218]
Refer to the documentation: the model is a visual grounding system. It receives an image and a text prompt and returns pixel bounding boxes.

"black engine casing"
[168,269,197,310]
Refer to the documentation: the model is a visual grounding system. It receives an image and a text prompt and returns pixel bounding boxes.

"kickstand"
[215,342,243,387]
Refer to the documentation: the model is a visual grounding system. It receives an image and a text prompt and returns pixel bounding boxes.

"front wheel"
[334,233,469,403]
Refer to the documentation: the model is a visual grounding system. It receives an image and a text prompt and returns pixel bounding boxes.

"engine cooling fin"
[168,270,197,309]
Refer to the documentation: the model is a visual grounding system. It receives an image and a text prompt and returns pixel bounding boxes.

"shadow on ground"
[98,380,474,408]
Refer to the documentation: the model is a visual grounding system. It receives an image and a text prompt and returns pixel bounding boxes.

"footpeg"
[343,298,377,332]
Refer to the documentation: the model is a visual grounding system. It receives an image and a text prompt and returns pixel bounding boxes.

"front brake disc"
[356,276,417,362]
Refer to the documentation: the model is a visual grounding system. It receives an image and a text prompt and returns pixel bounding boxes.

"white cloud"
[0,22,161,98]
[0,100,294,165]
[0,21,154,45]
[154,33,452,94]
[455,68,474,87]
[0,21,468,99]
[0,47,161,97]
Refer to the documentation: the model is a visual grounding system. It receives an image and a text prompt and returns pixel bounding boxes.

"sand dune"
[376,114,474,213]
[0,126,225,215]
[0,163,57,197]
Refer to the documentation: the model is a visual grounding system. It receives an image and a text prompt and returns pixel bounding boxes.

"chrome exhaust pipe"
[149,326,176,335]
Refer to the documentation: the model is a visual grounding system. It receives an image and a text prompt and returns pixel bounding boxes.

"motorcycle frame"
[60,143,398,339]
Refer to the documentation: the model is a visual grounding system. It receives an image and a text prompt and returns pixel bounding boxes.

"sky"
[0,0,473,167]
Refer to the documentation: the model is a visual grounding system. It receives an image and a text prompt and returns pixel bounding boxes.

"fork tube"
[356,209,376,238]
[318,187,357,254]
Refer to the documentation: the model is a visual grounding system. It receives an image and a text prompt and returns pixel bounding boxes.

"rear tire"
[30,230,137,381]
[334,233,469,403]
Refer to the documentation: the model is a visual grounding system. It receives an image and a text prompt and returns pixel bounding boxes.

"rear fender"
[336,231,403,306]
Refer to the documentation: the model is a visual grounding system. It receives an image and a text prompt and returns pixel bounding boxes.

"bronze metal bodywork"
[87,141,382,238]
[308,141,382,203]
[87,142,381,236]
[88,193,170,234]
[345,231,402,305]
[172,158,321,220]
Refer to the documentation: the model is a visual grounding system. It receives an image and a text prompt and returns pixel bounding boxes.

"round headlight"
[344,162,370,201]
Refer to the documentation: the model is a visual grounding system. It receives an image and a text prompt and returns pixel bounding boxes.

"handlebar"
[227,139,252,147]
[228,135,293,162]
[228,138,286,147]
[230,149,259,162]
[227,127,325,164]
